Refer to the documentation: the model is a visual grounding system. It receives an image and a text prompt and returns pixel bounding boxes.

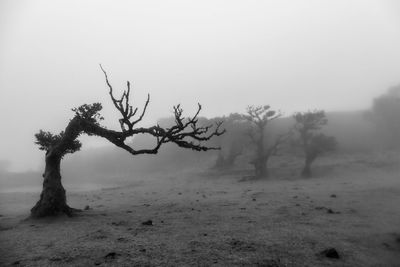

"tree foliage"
[369,85,400,148]
[35,130,82,156]
[293,110,336,177]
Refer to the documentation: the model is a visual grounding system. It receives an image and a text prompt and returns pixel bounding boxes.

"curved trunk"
[30,151,73,217]
[31,115,129,218]
[31,118,83,218]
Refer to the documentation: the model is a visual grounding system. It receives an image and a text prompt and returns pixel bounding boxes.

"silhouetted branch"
[36,66,225,158]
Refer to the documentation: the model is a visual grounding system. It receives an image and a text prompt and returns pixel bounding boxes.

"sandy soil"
[1,154,400,266]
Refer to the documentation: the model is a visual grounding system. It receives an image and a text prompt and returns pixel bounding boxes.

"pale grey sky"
[1,0,400,171]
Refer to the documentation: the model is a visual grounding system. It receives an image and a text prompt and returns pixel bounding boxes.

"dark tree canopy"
[31,66,225,218]
[369,85,400,148]
[293,110,327,133]
[293,110,336,177]
[35,130,82,156]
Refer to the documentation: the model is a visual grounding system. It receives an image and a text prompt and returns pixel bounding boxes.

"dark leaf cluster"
[293,110,327,132]
[244,105,281,128]
[34,130,82,155]
[293,110,336,157]
[72,103,104,125]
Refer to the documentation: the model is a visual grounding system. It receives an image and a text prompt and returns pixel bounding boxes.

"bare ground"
[1,153,400,266]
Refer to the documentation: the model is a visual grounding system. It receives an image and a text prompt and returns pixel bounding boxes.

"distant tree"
[243,105,289,178]
[214,141,243,169]
[293,110,336,177]
[31,66,224,218]
[368,85,400,148]
[213,113,248,169]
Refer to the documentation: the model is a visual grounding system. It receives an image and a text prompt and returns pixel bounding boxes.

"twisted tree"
[244,105,289,178]
[31,66,224,218]
[293,110,336,177]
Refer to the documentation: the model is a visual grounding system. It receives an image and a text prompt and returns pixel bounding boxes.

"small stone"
[319,248,340,259]
[84,205,90,210]
[104,252,119,259]
[327,209,341,214]
[330,194,337,198]
[141,220,153,226]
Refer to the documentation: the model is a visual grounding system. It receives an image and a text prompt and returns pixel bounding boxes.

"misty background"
[1,0,400,176]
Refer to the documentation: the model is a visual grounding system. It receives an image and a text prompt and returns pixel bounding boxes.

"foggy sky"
[1,0,400,171]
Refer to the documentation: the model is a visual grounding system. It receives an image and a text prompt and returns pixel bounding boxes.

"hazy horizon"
[1,0,400,171]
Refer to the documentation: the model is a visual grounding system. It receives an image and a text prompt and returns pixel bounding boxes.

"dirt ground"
[1,153,400,266]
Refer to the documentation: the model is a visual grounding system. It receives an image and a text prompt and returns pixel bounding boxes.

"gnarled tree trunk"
[31,151,73,218]
[31,118,83,218]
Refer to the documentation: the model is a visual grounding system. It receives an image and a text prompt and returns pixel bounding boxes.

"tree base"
[30,201,82,218]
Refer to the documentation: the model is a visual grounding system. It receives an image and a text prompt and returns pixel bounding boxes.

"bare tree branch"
[41,66,226,159]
